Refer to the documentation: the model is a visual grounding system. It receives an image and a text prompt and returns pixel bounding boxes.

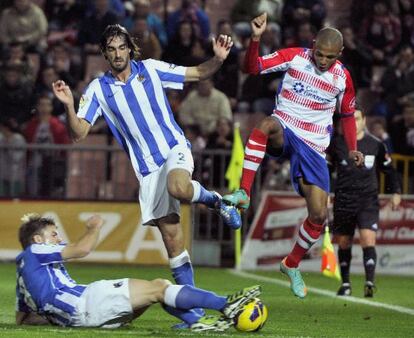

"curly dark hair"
[100,24,141,60]
[18,214,55,249]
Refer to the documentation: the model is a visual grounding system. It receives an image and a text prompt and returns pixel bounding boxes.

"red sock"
[240,128,267,196]
[285,218,324,268]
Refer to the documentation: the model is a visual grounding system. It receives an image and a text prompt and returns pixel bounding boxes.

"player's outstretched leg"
[190,315,233,332]
[191,182,241,229]
[222,285,262,318]
[223,188,250,210]
[280,257,307,299]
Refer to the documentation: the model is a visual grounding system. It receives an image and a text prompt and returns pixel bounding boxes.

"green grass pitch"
[0,262,412,337]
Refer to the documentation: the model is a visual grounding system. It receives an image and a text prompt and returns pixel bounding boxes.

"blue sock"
[175,285,227,311]
[170,250,194,286]
[172,262,194,286]
[162,304,202,325]
[191,181,219,208]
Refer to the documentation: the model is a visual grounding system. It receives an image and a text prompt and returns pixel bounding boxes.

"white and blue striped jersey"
[77,59,189,180]
[16,244,86,326]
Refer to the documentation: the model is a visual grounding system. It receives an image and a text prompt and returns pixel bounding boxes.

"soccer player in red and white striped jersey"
[223,13,364,299]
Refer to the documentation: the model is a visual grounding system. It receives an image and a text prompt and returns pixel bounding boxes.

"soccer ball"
[234,298,268,332]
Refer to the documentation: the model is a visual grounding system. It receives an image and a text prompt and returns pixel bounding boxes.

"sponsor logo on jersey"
[79,95,88,109]
[262,51,279,59]
[293,81,304,94]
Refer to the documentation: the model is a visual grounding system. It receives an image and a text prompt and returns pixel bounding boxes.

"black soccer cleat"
[364,281,376,298]
[337,283,352,296]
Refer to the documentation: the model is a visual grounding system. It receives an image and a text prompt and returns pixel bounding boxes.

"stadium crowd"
[0,0,413,199]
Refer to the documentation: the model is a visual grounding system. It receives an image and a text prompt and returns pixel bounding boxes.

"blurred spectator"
[369,118,394,152]
[24,95,70,197]
[34,66,66,117]
[131,16,162,60]
[212,19,242,109]
[85,0,125,18]
[1,41,36,85]
[231,0,284,39]
[179,79,232,136]
[123,0,168,47]
[44,43,83,86]
[390,103,414,155]
[381,45,414,118]
[0,64,33,129]
[162,20,207,66]
[183,124,206,153]
[166,0,210,42]
[393,0,414,48]
[281,0,326,43]
[262,159,292,191]
[359,0,402,65]
[77,0,119,54]
[0,118,26,197]
[203,117,233,187]
[44,0,86,45]
[285,21,316,48]
[0,0,48,53]
[340,26,373,88]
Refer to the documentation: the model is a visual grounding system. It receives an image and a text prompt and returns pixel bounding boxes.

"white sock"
[164,284,184,308]
[190,181,201,203]
[169,249,191,269]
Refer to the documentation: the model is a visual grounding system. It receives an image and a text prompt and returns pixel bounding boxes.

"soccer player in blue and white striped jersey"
[52,24,241,326]
[15,214,261,331]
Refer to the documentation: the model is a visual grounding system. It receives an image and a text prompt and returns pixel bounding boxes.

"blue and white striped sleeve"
[30,244,65,265]
[77,80,103,125]
[145,59,187,89]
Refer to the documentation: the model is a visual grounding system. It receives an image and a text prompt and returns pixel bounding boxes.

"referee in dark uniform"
[328,109,401,297]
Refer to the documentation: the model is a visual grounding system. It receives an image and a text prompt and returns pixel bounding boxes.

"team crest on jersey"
[262,51,278,59]
[293,81,305,94]
[137,74,145,82]
[79,95,89,109]
[169,63,177,69]
[305,64,313,71]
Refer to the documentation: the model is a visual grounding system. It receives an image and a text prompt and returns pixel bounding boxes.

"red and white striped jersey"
[258,47,356,155]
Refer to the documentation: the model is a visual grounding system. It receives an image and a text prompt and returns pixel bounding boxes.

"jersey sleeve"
[337,67,356,116]
[258,48,302,74]
[77,80,103,125]
[377,141,402,194]
[144,59,187,90]
[30,244,65,265]
[16,284,30,312]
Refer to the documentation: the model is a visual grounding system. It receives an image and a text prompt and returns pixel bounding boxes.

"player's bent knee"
[152,279,171,302]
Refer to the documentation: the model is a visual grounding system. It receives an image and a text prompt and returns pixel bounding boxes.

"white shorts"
[72,278,133,328]
[139,143,194,225]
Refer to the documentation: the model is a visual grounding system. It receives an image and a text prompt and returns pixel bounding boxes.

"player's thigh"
[139,167,180,225]
[263,115,284,149]
[129,278,171,310]
[299,179,328,219]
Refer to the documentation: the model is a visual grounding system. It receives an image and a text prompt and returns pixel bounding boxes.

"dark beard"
[111,60,128,72]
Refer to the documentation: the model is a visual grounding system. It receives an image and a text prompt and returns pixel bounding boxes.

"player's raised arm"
[61,215,104,260]
[185,34,233,82]
[52,80,91,142]
[244,13,267,74]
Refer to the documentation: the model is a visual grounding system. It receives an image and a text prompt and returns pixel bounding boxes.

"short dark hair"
[18,214,55,249]
[100,24,140,60]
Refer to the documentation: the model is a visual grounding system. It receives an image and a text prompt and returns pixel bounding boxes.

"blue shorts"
[272,123,330,196]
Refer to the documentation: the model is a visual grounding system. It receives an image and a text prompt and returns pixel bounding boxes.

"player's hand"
[349,150,364,166]
[212,34,233,62]
[52,80,74,107]
[86,215,104,230]
[391,193,401,210]
[251,13,267,40]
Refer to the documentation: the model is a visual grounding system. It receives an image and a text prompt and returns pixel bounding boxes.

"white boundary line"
[228,269,414,316]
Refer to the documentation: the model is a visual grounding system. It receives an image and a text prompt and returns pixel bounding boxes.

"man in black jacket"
[328,109,401,297]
